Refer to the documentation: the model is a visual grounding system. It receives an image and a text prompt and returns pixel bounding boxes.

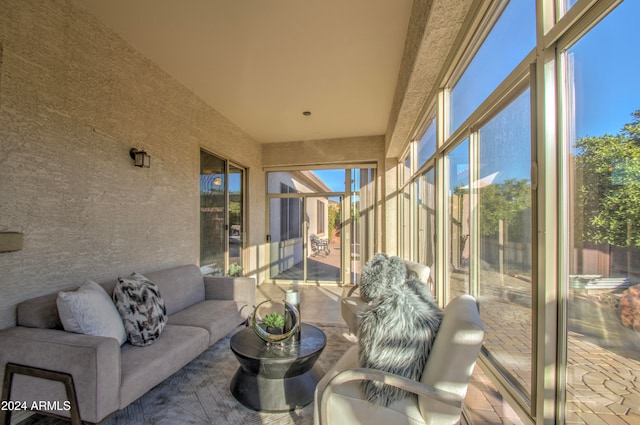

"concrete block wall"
[0,0,264,328]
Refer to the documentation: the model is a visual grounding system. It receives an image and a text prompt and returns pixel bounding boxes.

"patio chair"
[315,294,485,425]
[310,234,331,256]
[340,260,431,335]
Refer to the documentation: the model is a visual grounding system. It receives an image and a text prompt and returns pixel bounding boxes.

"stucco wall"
[0,0,264,328]
[262,136,385,168]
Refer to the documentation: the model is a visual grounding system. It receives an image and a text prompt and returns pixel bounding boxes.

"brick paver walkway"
[476,292,640,424]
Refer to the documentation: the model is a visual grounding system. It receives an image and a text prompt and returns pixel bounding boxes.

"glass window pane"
[313,169,346,192]
[307,196,341,282]
[400,185,412,260]
[416,167,436,295]
[417,116,437,169]
[228,165,243,271]
[268,170,345,194]
[200,152,226,275]
[447,139,470,300]
[478,89,532,400]
[560,0,577,17]
[351,169,376,283]
[269,197,304,280]
[565,1,640,422]
[449,0,535,135]
[402,154,412,184]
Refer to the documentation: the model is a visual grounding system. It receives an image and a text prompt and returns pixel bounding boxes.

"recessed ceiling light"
[302,111,311,116]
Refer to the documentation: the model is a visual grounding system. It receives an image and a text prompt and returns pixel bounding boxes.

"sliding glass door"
[200,150,244,276]
[266,167,375,284]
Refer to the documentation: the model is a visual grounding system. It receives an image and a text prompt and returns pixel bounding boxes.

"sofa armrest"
[0,327,121,424]
[203,276,256,308]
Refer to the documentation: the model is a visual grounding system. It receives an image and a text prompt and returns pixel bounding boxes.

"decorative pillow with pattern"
[113,272,167,346]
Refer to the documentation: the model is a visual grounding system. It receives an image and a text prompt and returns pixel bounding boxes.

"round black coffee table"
[229,323,326,412]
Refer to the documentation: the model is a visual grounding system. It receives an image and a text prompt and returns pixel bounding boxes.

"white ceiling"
[72,0,413,144]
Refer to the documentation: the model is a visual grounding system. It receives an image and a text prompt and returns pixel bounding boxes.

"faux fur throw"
[358,253,443,406]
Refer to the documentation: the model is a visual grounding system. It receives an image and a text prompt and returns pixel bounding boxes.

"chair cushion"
[404,260,431,284]
[113,272,167,347]
[315,345,427,425]
[340,296,367,335]
[418,295,485,422]
[56,280,127,345]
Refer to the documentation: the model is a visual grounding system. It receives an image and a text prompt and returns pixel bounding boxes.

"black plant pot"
[264,326,283,335]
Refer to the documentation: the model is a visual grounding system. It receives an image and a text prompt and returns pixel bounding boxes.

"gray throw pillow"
[57,280,127,345]
[113,272,167,346]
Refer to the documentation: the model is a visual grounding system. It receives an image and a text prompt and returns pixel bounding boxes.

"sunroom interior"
[1,0,640,424]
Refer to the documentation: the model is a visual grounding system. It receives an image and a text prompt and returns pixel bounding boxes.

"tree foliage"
[478,179,531,238]
[328,203,340,236]
[575,110,640,247]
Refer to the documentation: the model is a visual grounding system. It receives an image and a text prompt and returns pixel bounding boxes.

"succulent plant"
[262,311,285,329]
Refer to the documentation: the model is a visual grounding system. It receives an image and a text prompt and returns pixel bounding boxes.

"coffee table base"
[230,363,324,412]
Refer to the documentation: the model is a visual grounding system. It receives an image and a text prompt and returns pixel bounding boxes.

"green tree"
[328,204,340,236]
[575,110,640,247]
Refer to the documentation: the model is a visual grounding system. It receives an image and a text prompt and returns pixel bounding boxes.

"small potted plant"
[262,311,285,334]
[228,263,243,277]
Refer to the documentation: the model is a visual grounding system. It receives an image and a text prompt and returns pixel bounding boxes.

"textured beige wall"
[262,136,385,168]
[0,0,264,328]
[385,0,474,158]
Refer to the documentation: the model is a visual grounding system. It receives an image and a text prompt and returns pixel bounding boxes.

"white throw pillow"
[57,280,127,346]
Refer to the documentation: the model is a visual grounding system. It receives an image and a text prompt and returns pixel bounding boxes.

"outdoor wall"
[262,136,385,168]
[0,0,263,328]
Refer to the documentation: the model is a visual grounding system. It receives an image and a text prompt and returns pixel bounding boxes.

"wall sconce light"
[130,148,150,168]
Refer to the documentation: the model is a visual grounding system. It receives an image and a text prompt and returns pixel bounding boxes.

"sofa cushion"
[168,300,244,345]
[56,280,127,345]
[144,264,206,315]
[18,292,63,329]
[114,273,167,347]
[119,324,209,408]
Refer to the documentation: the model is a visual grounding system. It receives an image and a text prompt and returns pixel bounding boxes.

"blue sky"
[570,0,640,139]
[313,169,346,192]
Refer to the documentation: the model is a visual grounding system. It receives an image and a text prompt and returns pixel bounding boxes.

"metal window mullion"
[468,130,479,298]
[344,170,352,284]
[535,23,560,425]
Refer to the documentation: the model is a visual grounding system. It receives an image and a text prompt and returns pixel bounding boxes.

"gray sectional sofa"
[0,264,256,424]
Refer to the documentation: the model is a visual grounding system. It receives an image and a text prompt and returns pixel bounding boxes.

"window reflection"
[447,139,470,299]
[478,89,532,400]
[565,1,640,421]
